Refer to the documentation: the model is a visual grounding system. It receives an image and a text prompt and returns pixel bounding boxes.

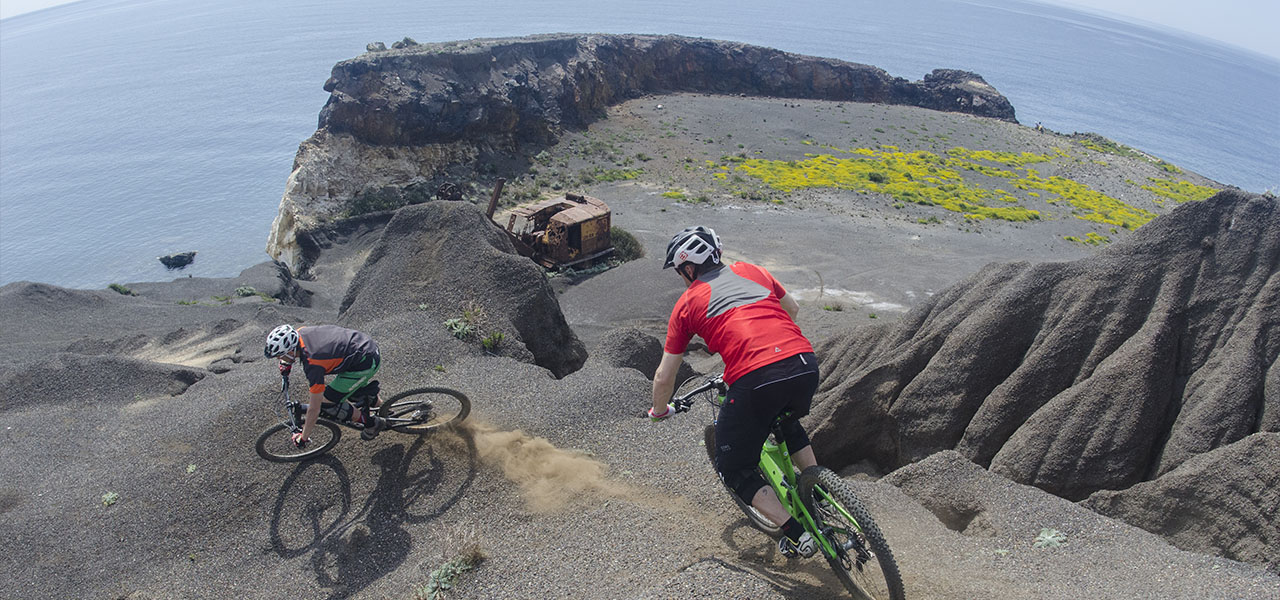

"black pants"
[713,352,820,503]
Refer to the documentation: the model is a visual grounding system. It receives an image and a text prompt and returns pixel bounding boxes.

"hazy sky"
[2,0,1278,60]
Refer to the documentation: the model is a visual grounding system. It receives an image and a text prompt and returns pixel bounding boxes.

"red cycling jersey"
[664,262,814,385]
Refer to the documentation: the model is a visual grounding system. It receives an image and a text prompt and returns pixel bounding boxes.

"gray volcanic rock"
[1082,432,1280,572]
[593,326,698,382]
[337,201,587,377]
[319,34,1016,147]
[806,190,1278,544]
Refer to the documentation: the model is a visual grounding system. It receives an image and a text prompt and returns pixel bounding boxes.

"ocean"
[1,0,1277,289]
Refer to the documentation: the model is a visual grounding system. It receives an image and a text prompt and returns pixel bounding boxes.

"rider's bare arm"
[651,351,683,415]
[300,391,324,439]
[779,292,799,321]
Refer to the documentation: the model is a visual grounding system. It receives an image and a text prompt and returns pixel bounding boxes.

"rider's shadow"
[268,431,478,599]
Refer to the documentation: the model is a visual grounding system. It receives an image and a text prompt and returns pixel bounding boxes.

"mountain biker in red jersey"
[649,226,822,558]
[264,324,386,445]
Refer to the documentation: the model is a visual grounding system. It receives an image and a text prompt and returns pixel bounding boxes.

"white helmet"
[663,226,722,270]
[264,324,299,358]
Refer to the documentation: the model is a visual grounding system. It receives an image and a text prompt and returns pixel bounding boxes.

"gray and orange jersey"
[296,325,380,394]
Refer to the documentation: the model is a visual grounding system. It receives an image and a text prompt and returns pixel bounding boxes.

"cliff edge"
[266,33,1017,275]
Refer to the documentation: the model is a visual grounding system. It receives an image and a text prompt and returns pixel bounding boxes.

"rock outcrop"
[806,190,1278,564]
[267,34,1017,275]
[318,34,1016,147]
[337,201,587,377]
[1082,432,1280,573]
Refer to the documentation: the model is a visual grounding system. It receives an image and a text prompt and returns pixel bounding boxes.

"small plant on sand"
[108,283,136,296]
[234,285,257,297]
[1063,232,1110,245]
[822,303,844,312]
[1140,177,1217,204]
[444,318,474,340]
[481,332,505,352]
[413,529,486,600]
[1033,528,1067,548]
[101,491,120,507]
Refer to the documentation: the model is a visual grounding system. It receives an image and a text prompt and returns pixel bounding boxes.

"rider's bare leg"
[791,445,817,470]
[750,445,818,525]
[752,485,792,525]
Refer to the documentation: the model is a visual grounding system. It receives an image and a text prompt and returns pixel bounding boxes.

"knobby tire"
[703,424,784,537]
[255,420,342,462]
[377,387,470,434]
[798,466,905,600]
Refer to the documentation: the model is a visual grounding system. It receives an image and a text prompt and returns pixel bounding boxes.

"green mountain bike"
[673,375,906,600]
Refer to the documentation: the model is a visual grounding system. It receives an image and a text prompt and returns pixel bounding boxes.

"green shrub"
[414,546,485,600]
[481,332,505,352]
[108,283,136,296]
[234,285,257,297]
[444,318,473,339]
[611,227,644,262]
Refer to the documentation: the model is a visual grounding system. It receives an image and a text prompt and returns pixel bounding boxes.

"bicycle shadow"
[267,430,478,599]
[716,519,854,600]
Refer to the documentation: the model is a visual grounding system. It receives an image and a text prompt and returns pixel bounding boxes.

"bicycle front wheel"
[703,425,783,537]
[255,420,342,462]
[799,466,905,600]
[378,387,470,434]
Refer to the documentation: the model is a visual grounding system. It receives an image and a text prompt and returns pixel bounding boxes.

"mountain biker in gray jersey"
[264,324,386,445]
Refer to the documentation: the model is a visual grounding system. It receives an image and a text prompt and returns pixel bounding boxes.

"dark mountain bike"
[673,375,906,600]
[255,374,471,462]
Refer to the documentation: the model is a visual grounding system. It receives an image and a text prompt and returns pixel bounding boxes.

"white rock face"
[265,130,479,274]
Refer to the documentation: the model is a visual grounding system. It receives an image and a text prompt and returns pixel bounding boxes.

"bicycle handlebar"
[671,375,726,413]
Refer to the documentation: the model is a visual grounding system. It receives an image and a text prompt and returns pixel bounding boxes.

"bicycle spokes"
[814,487,872,564]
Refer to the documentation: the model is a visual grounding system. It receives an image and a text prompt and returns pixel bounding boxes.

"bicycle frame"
[758,434,861,562]
[674,376,862,563]
[274,374,371,433]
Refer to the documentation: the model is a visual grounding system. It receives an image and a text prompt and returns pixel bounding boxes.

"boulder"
[593,327,698,383]
[337,201,587,378]
[158,251,196,269]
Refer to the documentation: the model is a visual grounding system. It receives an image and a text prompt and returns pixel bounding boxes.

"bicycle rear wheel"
[378,387,470,434]
[703,425,783,537]
[255,420,342,462]
[798,466,905,600]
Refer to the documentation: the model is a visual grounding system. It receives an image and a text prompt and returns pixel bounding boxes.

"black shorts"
[712,352,819,501]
